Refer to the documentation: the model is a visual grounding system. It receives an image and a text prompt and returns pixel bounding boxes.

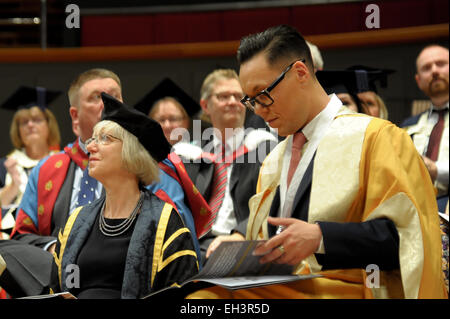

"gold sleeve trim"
[0,254,6,276]
[151,203,173,288]
[159,250,198,271]
[55,206,83,289]
[161,227,190,252]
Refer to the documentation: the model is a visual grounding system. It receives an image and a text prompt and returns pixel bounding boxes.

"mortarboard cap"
[346,65,395,93]
[1,86,61,112]
[316,69,367,113]
[101,92,171,162]
[134,78,201,118]
[316,70,370,95]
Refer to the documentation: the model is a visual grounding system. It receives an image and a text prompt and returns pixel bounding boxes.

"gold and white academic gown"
[189,101,447,299]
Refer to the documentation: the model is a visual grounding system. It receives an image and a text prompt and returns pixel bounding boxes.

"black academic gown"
[50,190,199,299]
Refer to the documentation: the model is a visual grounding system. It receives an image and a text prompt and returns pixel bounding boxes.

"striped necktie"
[287,132,306,188]
[207,145,230,229]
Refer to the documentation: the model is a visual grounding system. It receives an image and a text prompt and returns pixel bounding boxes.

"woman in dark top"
[50,93,199,299]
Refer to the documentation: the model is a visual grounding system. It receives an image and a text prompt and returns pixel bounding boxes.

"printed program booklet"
[144,240,320,298]
[18,291,77,299]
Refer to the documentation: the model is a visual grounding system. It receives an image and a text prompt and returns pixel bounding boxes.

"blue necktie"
[77,167,98,206]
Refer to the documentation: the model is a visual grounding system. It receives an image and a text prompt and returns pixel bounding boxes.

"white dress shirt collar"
[431,101,449,111]
[78,137,88,155]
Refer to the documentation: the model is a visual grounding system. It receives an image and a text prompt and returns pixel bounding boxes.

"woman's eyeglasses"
[18,117,46,127]
[85,133,121,146]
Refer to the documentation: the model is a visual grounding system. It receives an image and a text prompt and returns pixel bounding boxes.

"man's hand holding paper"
[252,217,322,265]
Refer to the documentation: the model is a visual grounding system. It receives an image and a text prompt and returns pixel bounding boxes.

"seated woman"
[149,97,191,145]
[134,78,202,146]
[50,93,199,299]
[315,70,368,115]
[0,86,61,239]
[357,91,389,120]
[316,69,390,120]
[336,92,366,113]
[346,65,394,120]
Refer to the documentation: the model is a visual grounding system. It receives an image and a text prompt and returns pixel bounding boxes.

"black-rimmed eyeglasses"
[240,59,305,111]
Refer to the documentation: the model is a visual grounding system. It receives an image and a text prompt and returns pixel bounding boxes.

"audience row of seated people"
[0,24,448,299]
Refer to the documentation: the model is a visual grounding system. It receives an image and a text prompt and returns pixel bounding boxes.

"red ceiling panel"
[82,15,155,46]
[220,8,291,41]
[81,0,448,47]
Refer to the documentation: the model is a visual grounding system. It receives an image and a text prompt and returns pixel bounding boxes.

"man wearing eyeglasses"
[188,25,446,298]
[175,69,278,265]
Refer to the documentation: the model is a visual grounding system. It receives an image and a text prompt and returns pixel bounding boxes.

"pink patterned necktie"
[207,145,230,229]
[287,132,306,188]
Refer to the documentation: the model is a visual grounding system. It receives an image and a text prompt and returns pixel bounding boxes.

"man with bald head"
[401,45,449,213]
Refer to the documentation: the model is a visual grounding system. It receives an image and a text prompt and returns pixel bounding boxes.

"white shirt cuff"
[435,160,449,187]
[315,222,325,254]
[43,239,57,251]
[315,237,325,254]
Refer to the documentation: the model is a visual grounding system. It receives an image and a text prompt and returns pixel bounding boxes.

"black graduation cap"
[346,65,395,93]
[316,70,370,95]
[101,92,171,162]
[134,78,201,118]
[316,70,367,113]
[0,86,61,112]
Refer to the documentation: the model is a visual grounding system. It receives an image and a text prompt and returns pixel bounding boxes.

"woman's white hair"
[93,120,160,185]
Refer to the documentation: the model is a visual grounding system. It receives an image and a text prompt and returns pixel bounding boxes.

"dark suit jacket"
[183,139,273,237]
[268,154,400,271]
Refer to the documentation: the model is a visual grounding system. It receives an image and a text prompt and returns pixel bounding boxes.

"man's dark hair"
[237,25,314,72]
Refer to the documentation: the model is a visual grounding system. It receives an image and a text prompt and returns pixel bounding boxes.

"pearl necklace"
[99,192,144,237]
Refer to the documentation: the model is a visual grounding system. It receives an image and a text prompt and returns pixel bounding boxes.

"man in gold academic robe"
[188,25,447,299]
